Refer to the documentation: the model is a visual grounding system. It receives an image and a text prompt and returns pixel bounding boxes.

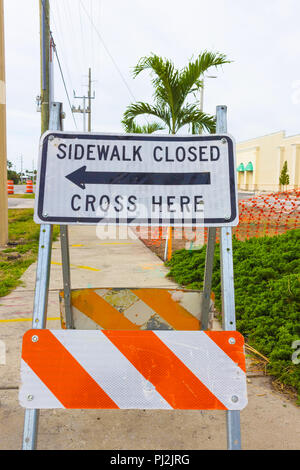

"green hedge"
[167,229,300,398]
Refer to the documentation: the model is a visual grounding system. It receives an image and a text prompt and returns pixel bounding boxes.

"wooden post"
[0,0,8,246]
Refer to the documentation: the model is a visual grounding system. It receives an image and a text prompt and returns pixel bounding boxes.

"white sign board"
[34,132,238,226]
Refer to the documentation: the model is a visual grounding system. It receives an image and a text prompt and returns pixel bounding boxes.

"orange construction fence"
[134,190,300,256]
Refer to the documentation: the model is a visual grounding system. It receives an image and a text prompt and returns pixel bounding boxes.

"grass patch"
[0,209,59,297]
[8,194,35,199]
[166,229,300,400]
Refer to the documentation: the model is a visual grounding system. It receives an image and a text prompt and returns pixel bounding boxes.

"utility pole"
[72,92,88,132]
[88,67,93,132]
[0,0,8,246]
[22,0,52,451]
[72,67,95,132]
[40,0,50,134]
[20,155,23,183]
[49,34,54,107]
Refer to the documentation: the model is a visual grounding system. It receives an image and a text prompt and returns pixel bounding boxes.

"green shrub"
[167,229,300,396]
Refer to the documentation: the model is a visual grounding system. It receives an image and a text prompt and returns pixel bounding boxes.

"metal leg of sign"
[220,226,241,450]
[164,234,168,261]
[60,225,74,329]
[31,224,53,330]
[22,224,53,450]
[217,105,242,450]
[22,103,62,450]
[22,409,40,451]
[164,226,171,262]
[220,227,236,331]
[201,227,216,330]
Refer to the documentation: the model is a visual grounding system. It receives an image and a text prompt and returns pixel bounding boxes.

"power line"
[78,0,87,73]
[51,0,75,90]
[64,0,86,74]
[50,33,78,129]
[78,0,136,102]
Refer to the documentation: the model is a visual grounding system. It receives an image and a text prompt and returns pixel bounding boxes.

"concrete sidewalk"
[7,198,35,209]
[0,225,299,450]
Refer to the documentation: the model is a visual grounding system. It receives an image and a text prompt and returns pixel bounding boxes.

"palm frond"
[132,54,179,130]
[122,120,165,134]
[177,51,231,110]
[122,101,171,132]
[176,104,216,133]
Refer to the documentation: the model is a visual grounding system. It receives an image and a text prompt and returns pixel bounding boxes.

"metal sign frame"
[21,104,243,450]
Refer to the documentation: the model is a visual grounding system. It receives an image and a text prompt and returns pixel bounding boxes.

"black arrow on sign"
[66,165,211,190]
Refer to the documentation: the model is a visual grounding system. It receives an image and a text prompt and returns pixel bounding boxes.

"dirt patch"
[132,226,201,261]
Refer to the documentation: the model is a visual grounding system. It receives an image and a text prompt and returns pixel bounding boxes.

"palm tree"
[122,121,164,134]
[122,51,231,135]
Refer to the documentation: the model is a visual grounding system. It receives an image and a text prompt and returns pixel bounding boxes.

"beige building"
[236,131,300,191]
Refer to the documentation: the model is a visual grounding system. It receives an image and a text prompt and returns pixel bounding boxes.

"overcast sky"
[4,0,300,172]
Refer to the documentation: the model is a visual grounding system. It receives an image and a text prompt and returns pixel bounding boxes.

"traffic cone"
[7,180,14,195]
[26,180,33,194]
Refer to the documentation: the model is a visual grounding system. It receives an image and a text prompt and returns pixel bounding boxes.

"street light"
[200,75,217,112]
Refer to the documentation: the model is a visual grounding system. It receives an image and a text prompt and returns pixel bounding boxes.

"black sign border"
[37,133,237,226]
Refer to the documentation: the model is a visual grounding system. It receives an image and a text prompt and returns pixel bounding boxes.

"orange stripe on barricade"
[205,331,246,372]
[131,288,200,330]
[22,330,119,409]
[103,330,226,410]
[70,289,140,330]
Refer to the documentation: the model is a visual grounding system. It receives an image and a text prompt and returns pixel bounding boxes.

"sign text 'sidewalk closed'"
[34,132,238,226]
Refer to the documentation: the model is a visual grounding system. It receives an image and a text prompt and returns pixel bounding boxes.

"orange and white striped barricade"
[59,287,212,331]
[26,180,33,194]
[7,180,14,195]
[19,330,247,411]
